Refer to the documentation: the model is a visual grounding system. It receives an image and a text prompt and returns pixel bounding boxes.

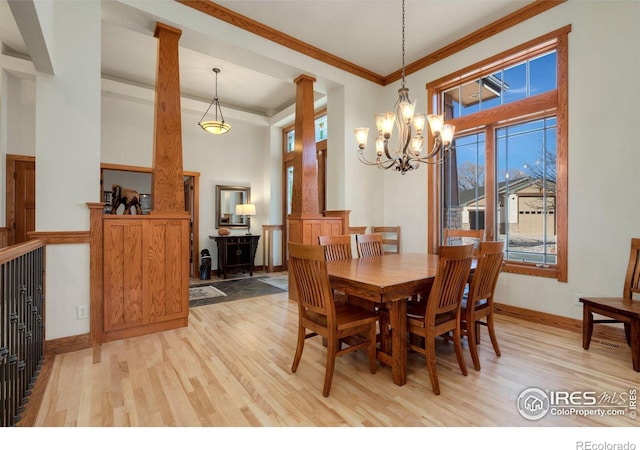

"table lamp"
[235,203,256,235]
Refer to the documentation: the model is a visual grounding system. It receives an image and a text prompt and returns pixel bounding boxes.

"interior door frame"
[5,154,36,246]
[100,163,200,278]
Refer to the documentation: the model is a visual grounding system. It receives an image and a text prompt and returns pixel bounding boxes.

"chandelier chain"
[401,0,405,88]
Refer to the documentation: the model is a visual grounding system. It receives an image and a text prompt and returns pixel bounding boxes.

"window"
[428,27,569,281]
[285,112,328,153]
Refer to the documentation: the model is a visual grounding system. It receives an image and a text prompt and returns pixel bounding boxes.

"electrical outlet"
[76,304,89,320]
[574,293,584,307]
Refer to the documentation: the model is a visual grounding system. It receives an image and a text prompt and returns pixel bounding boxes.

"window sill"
[502,261,558,279]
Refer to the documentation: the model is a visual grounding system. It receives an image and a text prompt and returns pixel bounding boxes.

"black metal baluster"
[1,262,7,427]
[0,245,46,426]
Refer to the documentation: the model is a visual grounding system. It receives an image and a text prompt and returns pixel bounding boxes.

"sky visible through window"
[452,51,557,183]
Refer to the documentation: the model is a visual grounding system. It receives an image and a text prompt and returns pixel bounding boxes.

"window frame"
[427,26,569,282]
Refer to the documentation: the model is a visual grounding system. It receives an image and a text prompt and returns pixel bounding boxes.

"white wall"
[34,0,101,339]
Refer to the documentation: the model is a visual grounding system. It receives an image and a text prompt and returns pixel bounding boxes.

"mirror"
[215,185,251,229]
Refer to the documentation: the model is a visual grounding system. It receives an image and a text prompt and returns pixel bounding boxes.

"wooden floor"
[31,289,639,429]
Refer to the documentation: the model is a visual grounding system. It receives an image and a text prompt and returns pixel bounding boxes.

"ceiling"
[0,0,535,119]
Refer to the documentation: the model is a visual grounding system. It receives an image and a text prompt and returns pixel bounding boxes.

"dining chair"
[318,234,353,261]
[348,226,367,234]
[580,237,640,372]
[356,233,384,258]
[443,228,485,257]
[288,242,379,397]
[461,241,504,370]
[406,244,474,395]
[371,226,401,254]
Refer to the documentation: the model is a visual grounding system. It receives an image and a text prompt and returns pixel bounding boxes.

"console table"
[210,234,260,279]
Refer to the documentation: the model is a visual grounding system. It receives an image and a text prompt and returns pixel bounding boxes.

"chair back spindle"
[318,234,353,261]
[356,233,384,258]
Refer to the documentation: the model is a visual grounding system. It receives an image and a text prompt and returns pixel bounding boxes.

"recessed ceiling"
[1,0,534,119]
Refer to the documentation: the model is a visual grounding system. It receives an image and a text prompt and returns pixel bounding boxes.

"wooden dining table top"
[326,253,442,303]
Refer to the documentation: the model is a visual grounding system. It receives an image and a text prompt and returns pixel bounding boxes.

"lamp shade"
[199,120,231,135]
[235,203,256,216]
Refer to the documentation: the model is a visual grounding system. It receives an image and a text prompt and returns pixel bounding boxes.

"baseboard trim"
[495,302,627,343]
[45,332,92,355]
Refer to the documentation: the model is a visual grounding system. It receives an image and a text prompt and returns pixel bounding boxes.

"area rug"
[190,276,287,308]
[258,276,288,291]
[189,285,226,305]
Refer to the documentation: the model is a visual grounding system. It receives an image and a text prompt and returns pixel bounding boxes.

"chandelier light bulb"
[411,136,423,156]
[399,100,416,124]
[442,124,456,145]
[375,136,385,156]
[427,114,444,137]
[375,112,395,138]
[413,114,426,135]
[354,128,369,149]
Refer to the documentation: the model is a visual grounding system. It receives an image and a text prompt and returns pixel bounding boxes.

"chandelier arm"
[216,100,226,123]
[383,139,393,160]
[414,147,453,165]
[358,149,400,171]
[402,126,412,157]
[422,138,445,159]
[378,158,400,170]
[357,150,385,166]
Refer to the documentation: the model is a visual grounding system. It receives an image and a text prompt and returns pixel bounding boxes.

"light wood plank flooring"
[33,290,639,427]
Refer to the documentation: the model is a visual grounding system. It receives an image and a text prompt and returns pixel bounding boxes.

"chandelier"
[199,68,231,135]
[353,0,455,174]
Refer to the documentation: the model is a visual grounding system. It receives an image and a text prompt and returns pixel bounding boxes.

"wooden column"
[287,75,347,298]
[87,203,105,346]
[152,22,184,213]
[288,74,348,247]
[291,74,321,220]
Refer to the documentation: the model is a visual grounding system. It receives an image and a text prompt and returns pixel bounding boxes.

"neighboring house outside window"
[427,27,569,281]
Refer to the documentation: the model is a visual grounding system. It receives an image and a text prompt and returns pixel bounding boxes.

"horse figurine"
[111,184,142,215]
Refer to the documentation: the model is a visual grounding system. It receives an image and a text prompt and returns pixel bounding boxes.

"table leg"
[582,304,593,350]
[631,318,639,372]
[389,299,407,386]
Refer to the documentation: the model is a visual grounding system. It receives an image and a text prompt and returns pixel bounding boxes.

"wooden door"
[6,155,36,245]
[183,175,200,279]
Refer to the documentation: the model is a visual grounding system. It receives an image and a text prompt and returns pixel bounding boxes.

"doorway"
[5,154,36,246]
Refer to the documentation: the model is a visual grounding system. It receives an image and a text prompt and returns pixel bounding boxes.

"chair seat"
[305,304,378,328]
[580,297,640,319]
[461,297,488,311]
[408,310,457,329]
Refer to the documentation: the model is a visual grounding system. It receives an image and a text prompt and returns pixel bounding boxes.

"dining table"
[326,252,442,386]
